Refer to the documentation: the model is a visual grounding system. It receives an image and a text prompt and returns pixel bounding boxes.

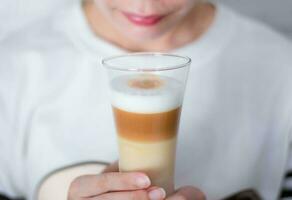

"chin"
[129,31,163,41]
[119,25,169,42]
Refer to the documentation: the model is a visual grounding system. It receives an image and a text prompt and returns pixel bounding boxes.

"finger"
[89,190,149,200]
[69,172,151,198]
[147,187,167,200]
[102,161,119,173]
[89,187,166,200]
[166,186,206,200]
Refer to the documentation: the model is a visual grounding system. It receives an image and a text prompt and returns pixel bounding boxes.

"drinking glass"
[102,53,191,195]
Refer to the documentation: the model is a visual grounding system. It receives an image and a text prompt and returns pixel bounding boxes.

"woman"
[0,0,292,199]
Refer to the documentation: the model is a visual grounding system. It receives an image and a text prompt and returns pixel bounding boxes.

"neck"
[83,1,215,52]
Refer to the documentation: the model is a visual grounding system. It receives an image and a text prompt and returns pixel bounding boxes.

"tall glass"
[102,53,191,195]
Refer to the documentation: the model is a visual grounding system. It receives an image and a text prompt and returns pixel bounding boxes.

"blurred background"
[0,0,291,200]
[0,0,292,41]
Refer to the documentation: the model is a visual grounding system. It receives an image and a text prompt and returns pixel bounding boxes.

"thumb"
[167,186,206,200]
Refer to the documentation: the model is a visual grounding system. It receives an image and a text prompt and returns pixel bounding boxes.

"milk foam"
[110,74,184,113]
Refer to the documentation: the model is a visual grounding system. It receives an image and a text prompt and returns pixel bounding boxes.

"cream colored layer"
[118,136,177,195]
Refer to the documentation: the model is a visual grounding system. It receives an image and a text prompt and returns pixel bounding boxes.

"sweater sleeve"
[280,113,292,200]
[0,43,26,198]
[280,143,292,199]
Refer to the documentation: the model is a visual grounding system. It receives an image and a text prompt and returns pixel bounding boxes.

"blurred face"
[94,0,199,41]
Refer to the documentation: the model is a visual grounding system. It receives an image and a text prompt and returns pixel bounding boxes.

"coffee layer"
[118,136,176,194]
[113,106,181,142]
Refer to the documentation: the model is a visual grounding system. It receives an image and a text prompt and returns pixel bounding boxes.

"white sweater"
[0,1,292,200]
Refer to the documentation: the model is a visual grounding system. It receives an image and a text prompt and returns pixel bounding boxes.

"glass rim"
[102,52,191,72]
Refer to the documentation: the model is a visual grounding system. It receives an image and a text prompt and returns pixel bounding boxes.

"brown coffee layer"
[113,107,181,142]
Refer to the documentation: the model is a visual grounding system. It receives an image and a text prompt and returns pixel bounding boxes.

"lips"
[122,12,165,26]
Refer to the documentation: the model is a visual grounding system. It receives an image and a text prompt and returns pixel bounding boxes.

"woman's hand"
[167,186,206,200]
[68,162,205,200]
[68,171,167,200]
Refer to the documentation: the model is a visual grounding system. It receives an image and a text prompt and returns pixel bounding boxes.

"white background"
[0,0,292,40]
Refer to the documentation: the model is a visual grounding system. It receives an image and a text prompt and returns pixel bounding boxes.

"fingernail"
[136,175,151,188]
[148,188,166,200]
